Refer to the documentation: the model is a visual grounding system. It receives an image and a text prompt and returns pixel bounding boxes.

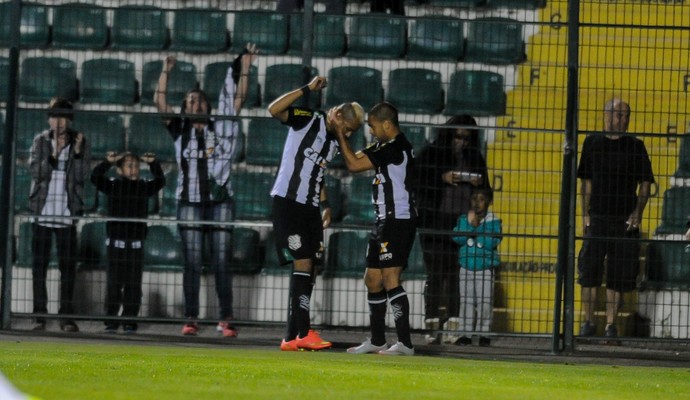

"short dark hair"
[115,152,139,168]
[471,186,493,203]
[47,97,74,121]
[368,102,399,127]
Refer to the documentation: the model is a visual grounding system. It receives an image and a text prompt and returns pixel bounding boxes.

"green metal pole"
[552,0,581,353]
[0,0,22,330]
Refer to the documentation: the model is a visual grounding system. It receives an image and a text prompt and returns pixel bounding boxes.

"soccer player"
[268,76,365,351]
[336,102,418,356]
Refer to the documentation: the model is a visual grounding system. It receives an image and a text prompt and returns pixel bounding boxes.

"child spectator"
[452,187,502,346]
[91,151,165,334]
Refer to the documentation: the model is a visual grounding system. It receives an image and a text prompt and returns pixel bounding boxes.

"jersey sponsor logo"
[182,147,208,160]
[294,109,313,117]
[379,241,392,261]
[288,234,302,250]
[304,147,328,168]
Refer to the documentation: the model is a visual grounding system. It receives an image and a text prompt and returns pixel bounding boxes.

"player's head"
[366,102,399,142]
[47,97,74,132]
[181,89,211,121]
[328,101,365,138]
[116,152,141,181]
[470,186,493,216]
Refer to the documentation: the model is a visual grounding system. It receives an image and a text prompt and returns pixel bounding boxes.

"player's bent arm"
[268,88,303,122]
[335,134,373,173]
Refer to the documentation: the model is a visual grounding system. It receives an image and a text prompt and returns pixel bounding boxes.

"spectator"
[268,75,365,351]
[577,98,654,342]
[277,0,346,14]
[154,44,258,337]
[416,115,490,344]
[29,97,91,332]
[451,186,502,347]
[91,152,165,334]
[338,102,418,356]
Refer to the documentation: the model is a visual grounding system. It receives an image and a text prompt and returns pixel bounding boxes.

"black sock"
[368,290,388,346]
[289,271,312,339]
[388,286,413,349]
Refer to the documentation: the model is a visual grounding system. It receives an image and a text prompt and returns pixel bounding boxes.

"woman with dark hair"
[154,44,258,337]
[416,115,491,344]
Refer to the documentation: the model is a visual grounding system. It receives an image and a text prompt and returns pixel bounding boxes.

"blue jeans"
[178,199,234,319]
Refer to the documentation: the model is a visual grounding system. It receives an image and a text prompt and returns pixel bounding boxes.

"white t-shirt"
[38,145,72,227]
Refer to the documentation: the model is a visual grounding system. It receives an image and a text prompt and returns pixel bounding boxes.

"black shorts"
[366,218,417,269]
[272,196,324,266]
[577,216,640,292]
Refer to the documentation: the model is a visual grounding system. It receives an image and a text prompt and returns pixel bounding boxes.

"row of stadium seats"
[13,220,427,279]
[0,57,508,116]
[0,3,528,64]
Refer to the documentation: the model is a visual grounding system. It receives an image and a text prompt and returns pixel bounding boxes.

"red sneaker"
[181,323,198,336]
[219,322,238,338]
[280,338,300,351]
[296,330,332,351]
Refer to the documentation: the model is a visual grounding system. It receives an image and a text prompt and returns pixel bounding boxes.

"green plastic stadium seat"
[387,68,444,114]
[229,227,263,274]
[401,124,429,155]
[406,234,427,279]
[245,118,286,166]
[325,66,383,110]
[324,174,343,223]
[19,57,78,103]
[673,134,690,179]
[80,222,108,270]
[465,17,526,65]
[289,14,346,57]
[16,109,49,157]
[202,62,260,109]
[645,241,690,289]
[14,167,32,212]
[0,2,50,48]
[231,10,288,55]
[52,3,108,49]
[324,230,369,278]
[232,170,274,220]
[0,57,8,102]
[264,64,320,108]
[347,13,406,59]
[170,8,228,53]
[485,0,546,9]
[141,60,197,106]
[111,5,169,51]
[80,59,138,105]
[654,187,690,236]
[342,173,376,224]
[71,113,126,157]
[128,114,175,163]
[407,17,464,61]
[445,70,506,116]
[144,225,184,269]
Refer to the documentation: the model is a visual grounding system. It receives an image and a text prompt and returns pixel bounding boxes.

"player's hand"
[163,56,176,73]
[140,152,156,164]
[243,43,259,66]
[321,207,332,229]
[308,76,327,92]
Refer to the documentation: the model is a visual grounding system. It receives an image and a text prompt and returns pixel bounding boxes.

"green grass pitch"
[1,341,688,400]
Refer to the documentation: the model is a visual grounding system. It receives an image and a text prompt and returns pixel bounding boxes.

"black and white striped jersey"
[362,133,417,220]
[270,107,340,207]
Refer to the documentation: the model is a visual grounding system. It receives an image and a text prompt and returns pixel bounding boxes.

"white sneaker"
[347,338,388,354]
[443,317,461,344]
[378,341,414,356]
